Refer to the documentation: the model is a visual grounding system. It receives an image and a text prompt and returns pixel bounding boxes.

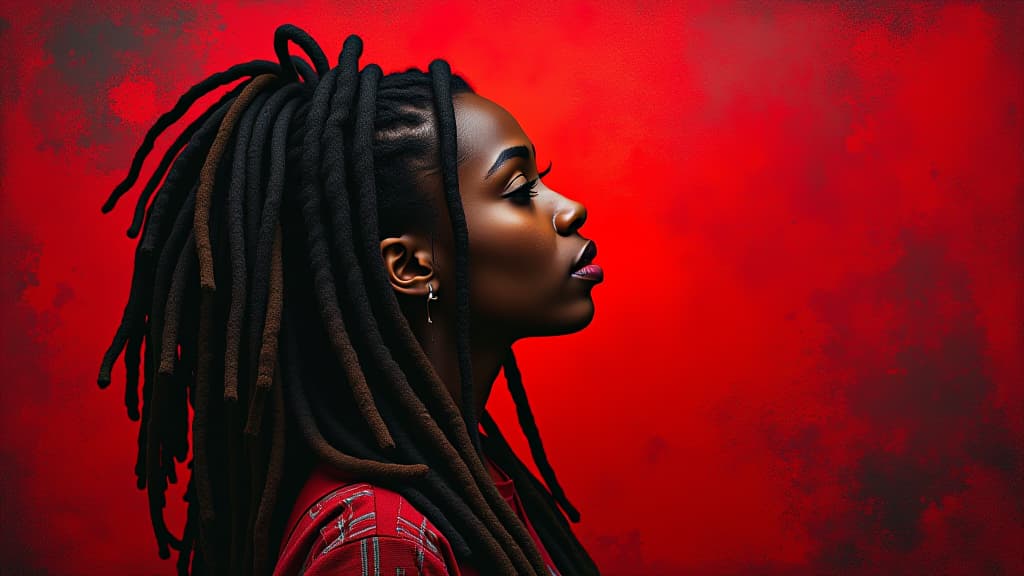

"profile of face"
[382,92,601,343]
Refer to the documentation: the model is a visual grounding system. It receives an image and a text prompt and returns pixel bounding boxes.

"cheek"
[466,208,558,313]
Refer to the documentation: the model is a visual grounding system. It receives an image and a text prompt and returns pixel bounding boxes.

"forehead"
[453,92,530,163]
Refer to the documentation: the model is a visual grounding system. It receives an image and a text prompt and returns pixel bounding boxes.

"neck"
[403,298,511,423]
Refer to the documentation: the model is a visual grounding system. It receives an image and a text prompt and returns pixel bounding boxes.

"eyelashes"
[503,161,553,204]
[503,178,540,204]
[538,160,553,178]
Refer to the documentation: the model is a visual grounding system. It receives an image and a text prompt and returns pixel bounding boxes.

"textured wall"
[1,1,1021,574]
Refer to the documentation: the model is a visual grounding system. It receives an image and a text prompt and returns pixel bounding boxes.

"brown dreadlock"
[97,24,599,576]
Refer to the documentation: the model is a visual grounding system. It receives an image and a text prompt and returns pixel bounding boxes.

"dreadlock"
[97,24,600,576]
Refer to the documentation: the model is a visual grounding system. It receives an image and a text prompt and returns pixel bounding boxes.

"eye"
[502,177,540,205]
[501,162,551,205]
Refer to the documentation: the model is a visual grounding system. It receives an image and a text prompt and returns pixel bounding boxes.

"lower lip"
[571,264,604,282]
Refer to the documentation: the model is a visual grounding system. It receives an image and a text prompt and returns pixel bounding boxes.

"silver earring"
[426,282,439,324]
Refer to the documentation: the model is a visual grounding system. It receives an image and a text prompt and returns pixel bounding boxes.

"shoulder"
[306,482,445,551]
[275,479,458,576]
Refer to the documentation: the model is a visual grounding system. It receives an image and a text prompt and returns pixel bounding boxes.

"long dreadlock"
[97,24,600,576]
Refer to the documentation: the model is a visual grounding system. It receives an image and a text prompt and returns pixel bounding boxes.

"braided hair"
[96,24,599,576]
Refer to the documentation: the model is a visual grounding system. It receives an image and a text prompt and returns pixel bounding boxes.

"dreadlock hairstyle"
[96,24,600,576]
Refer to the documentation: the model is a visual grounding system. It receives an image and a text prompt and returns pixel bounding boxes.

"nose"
[553,194,588,236]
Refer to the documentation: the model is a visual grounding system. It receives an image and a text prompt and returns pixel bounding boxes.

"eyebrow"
[485,143,536,179]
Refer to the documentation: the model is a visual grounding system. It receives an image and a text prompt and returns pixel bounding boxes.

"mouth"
[570,240,604,282]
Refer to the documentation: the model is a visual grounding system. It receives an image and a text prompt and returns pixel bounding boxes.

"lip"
[571,263,604,283]
[570,240,598,273]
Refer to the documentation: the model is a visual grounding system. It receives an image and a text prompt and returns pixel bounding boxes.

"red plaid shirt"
[273,453,560,575]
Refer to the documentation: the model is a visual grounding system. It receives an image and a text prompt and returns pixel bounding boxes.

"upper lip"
[571,240,598,273]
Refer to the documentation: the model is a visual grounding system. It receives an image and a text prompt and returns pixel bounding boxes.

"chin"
[529,298,596,337]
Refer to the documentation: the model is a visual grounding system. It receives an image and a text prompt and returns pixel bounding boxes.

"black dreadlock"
[97,24,600,576]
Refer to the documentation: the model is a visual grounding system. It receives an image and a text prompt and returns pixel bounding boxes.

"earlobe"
[380,235,435,296]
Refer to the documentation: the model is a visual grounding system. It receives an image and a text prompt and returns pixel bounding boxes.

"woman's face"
[447,92,601,339]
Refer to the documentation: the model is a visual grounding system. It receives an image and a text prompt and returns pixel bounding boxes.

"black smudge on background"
[797,226,1022,572]
[33,2,221,170]
[0,221,58,574]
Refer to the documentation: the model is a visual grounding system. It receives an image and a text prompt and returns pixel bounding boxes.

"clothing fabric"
[273,451,560,575]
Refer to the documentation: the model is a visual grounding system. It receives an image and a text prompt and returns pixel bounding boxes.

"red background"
[1,1,1022,574]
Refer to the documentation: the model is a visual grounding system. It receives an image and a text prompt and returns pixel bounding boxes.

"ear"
[380,234,436,296]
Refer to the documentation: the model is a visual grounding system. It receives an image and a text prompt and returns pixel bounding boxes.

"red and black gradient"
[1,2,1021,574]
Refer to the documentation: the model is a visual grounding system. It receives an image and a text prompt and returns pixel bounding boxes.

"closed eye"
[502,177,540,204]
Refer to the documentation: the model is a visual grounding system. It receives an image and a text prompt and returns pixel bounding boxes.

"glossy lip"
[570,240,597,274]
[571,263,604,282]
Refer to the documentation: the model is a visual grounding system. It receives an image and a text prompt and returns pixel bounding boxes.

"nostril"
[555,200,587,235]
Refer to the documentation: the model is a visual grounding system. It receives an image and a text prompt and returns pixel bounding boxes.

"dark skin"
[381,92,600,422]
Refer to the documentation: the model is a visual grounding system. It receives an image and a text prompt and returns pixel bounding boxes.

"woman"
[97,24,603,576]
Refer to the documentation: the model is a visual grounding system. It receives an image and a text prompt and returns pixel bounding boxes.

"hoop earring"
[426,282,439,324]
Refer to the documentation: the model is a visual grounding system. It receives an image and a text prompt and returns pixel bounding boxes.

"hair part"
[374,68,473,238]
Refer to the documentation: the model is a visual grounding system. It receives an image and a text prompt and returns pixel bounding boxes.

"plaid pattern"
[274,480,453,575]
[273,458,561,576]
